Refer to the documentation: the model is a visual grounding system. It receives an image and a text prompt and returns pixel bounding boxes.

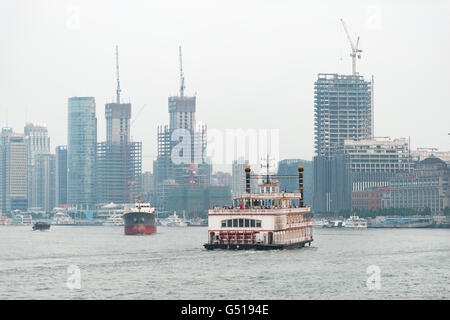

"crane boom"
[340,18,362,76]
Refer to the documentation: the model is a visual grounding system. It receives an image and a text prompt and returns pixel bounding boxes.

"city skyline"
[2,1,449,173]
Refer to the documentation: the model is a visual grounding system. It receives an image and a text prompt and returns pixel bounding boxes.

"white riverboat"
[204,165,313,250]
[344,216,368,229]
[51,210,75,225]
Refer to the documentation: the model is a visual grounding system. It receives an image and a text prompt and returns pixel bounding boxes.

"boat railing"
[209,207,310,215]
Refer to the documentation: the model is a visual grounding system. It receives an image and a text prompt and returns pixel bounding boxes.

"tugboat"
[123,200,157,235]
[32,222,51,231]
[204,164,313,250]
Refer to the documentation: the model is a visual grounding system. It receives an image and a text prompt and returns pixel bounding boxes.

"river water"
[0,226,449,299]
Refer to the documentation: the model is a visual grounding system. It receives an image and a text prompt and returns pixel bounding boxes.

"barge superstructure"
[204,165,313,250]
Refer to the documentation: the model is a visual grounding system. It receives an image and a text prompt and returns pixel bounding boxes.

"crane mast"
[179,45,185,97]
[340,18,362,76]
[116,45,121,103]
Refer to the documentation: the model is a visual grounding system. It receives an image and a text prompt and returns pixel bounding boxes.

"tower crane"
[340,18,362,76]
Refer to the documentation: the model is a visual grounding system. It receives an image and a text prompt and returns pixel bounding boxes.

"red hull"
[124,225,157,235]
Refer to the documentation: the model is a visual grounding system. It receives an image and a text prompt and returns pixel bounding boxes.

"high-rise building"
[313,73,373,215]
[314,73,373,158]
[55,146,68,207]
[96,47,142,205]
[153,47,210,212]
[67,97,97,209]
[0,127,28,213]
[35,153,56,212]
[24,123,50,209]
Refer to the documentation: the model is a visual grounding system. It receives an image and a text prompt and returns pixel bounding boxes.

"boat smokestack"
[245,166,251,193]
[298,165,304,207]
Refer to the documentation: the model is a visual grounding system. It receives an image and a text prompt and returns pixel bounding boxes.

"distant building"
[67,97,97,209]
[35,154,56,212]
[0,127,28,213]
[153,50,211,212]
[388,157,450,214]
[313,154,351,214]
[411,149,450,164]
[167,186,232,218]
[55,146,67,207]
[314,74,373,158]
[351,187,390,211]
[344,138,412,192]
[96,102,142,205]
[277,159,313,207]
[212,171,232,188]
[24,123,50,209]
[141,171,154,202]
[313,73,373,215]
[231,158,249,198]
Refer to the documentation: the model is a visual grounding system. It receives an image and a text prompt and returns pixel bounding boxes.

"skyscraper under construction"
[313,20,373,214]
[96,46,142,205]
[153,46,210,212]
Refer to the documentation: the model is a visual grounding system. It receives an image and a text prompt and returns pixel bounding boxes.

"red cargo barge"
[123,202,157,235]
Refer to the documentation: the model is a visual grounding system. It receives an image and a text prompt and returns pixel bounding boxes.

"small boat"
[32,222,51,231]
[322,220,345,228]
[344,216,367,229]
[12,214,33,225]
[103,213,124,226]
[164,212,187,227]
[51,210,75,225]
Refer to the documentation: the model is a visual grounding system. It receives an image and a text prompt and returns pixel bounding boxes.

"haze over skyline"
[1,0,449,172]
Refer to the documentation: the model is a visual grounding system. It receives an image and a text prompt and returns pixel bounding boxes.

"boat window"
[250,219,255,227]
[232,219,238,227]
[221,220,226,227]
[239,219,244,227]
[244,219,249,227]
[227,219,232,227]
[256,220,262,228]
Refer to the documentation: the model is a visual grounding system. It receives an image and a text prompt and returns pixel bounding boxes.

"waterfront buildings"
[67,97,97,209]
[344,137,411,194]
[388,156,450,214]
[0,127,28,213]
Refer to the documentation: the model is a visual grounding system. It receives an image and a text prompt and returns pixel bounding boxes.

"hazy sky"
[1,0,449,172]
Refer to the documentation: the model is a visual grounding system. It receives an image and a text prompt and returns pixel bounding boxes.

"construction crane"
[179,45,185,97]
[340,18,362,76]
[116,45,121,103]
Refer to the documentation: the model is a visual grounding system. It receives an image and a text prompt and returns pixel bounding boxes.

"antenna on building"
[116,45,121,104]
[179,45,185,97]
